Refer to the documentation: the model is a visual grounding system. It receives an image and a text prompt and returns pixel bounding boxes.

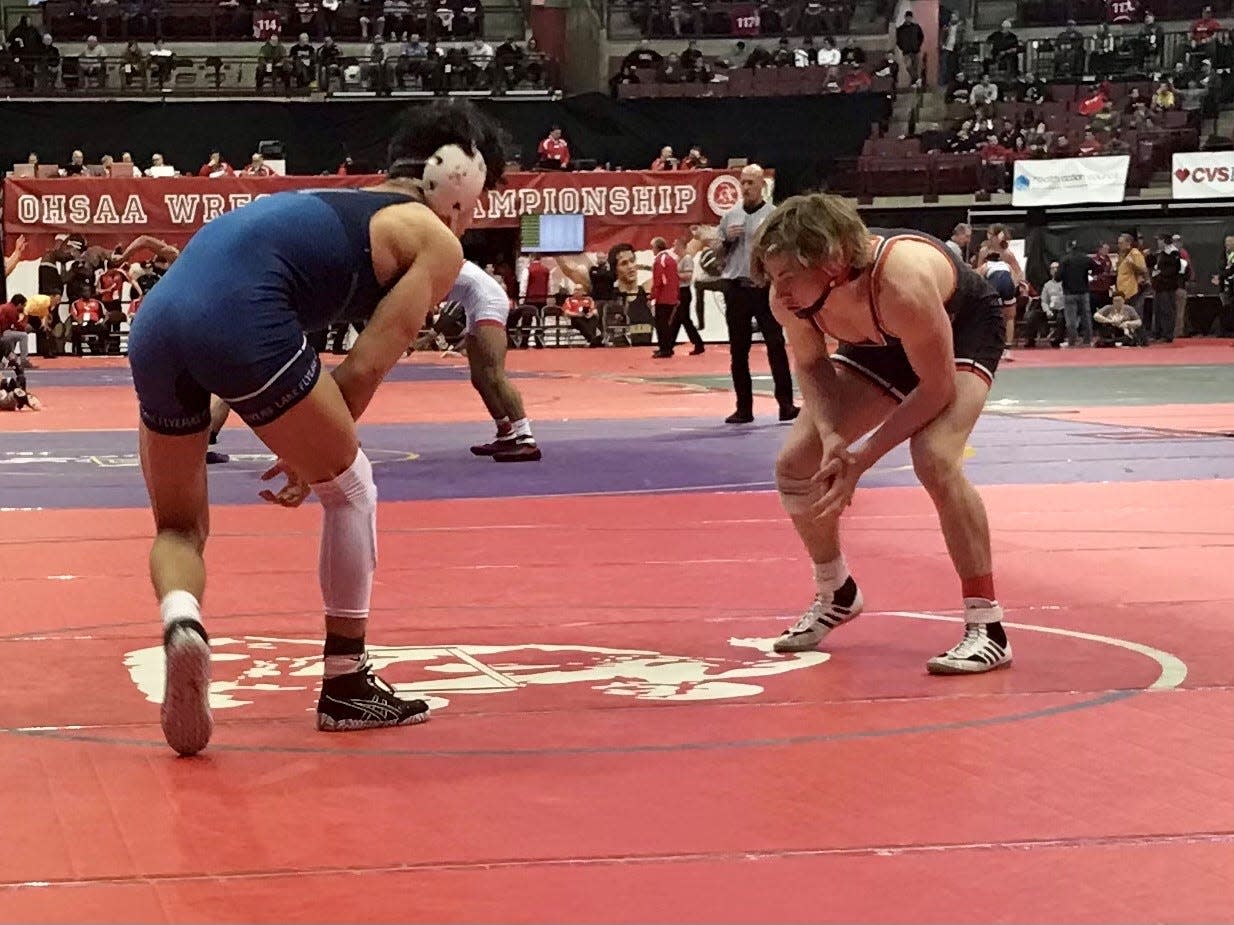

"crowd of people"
[3,12,556,95]
[944,222,1234,353]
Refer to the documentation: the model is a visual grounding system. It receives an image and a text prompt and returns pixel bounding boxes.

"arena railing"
[1016,0,1232,28]
[0,51,560,98]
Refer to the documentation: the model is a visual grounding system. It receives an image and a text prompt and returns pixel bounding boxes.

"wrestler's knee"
[910,436,964,497]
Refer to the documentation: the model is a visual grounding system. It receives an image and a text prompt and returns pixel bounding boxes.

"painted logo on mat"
[123,637,828,711]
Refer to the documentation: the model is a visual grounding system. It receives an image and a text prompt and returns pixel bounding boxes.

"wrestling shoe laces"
[316,656,432,731]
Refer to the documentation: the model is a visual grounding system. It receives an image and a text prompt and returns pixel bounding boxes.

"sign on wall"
[1011,156,1129,207]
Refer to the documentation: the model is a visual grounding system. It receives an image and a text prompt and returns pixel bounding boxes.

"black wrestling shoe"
[316,658,431,731]
[493,436,542,463]
[725,410,755,424]
[470,435,517,456]
[206,451,230,465]
[779,405,801,422]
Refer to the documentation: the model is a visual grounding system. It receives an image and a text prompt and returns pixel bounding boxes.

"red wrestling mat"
[2,480,1231,923]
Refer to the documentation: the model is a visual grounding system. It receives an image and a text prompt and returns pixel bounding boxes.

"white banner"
[1171,151,1234,199]
[1011,156,1129,207]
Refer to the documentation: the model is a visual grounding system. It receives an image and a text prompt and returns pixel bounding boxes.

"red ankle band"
[961,573,996,601]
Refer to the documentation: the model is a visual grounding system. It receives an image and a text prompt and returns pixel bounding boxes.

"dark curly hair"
[386,100,506,191]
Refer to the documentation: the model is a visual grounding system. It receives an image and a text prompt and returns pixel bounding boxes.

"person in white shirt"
[794,37,818,67]
[817,36,841,67]
[145,153,176,177]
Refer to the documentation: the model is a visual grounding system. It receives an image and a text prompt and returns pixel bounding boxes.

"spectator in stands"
[148,38,173,87]
[0,295,33,369]
[199,149,234,177]
[772,38,794,68]
[651,146,677,170]
[1056,19,1085,77]
[1150,233,1183,342]
[1078,130,1105,156]
[818,36,840,68]
[946,71,971,104]
[678,145,708,169]
[624,43,663,72]
[681,38,703,71]
[970,73,998,116]
[842,61,872,93]
[1135,12,1163,71]
[987,19,1018,77]
[468,35,494,88]
[840,39,865,67]
[873,51,899,84]
[895,11,923,86]
[1016,72,1045,104]
[1152,80,1176,111]
[258,34,290,91]
[1115,233,1149,318]
[120,39,145,88]
[7,15,41,56]
[537,126,570,170]
[318,35,343,90]
[746,44,774,68]
[145,153,175,176]
[80,35,107,88]
[61,150,86,176]
[1091,99,1120,135]
[939,10,960,88]
[945,223,971,263]
[35,33,61,90]
[69,293,108,356]
[289,32,317,86]
[658,51,687,82]
[794,37,818,68]
[242,153,275,176]
[1192,6,1223,44]
[1094,294,1145,346]
[1060,240,1094,347]
[1091,23,1116,78]
[320,0,339,36]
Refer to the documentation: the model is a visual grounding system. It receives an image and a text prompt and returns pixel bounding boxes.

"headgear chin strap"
[390,144,487,233]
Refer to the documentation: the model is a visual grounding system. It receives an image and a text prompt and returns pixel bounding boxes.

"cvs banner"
[1171,151,1234,200]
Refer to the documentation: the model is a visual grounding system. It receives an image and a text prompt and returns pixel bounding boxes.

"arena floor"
[1,341,1232,923]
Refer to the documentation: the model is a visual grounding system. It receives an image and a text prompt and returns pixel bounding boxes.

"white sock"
[160,590,201,629]
[511,418,534,439]
[812,556,850,597]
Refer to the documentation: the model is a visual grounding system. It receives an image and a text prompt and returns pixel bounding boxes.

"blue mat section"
[1,415,1230,510]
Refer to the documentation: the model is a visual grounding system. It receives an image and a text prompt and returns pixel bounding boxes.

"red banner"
[2,169,748,258]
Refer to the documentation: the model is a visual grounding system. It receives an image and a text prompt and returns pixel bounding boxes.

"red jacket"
[651,250,679,305]
[0,301,28,332]
[525,259,550,302]
[72,298,105,323]
[538,136,570,167]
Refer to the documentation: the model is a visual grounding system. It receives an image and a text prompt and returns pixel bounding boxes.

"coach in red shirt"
[650,236,680,358]
[70,295,109,355]
[537,126,570,170]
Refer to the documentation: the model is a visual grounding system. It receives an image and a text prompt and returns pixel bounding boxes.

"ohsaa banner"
[2,169,750,258]
[1171,151,1234,199]
[1011,156,1130,207]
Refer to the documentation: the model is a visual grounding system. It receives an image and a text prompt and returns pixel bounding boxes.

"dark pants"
[724,281,794,413]
[671,286,704,350]
[71,321,110,355]
[654,303,678,355]
[1152,288,1177,341]
[569,313,603,346]
[1021,302,1057,345]
[510,302,542,348]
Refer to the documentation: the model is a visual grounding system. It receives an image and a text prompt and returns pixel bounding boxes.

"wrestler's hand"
[259,459,311,507]
[812,443,862,521]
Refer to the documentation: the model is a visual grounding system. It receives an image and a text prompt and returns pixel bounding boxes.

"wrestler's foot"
[206,451,229,465]
[725,409,754,424]
[470,434,517,456]
[927,622,1013,674]
[773,577,863,652]
[161,619,213,756]
[316,658,431,731]
[493,437,542,462]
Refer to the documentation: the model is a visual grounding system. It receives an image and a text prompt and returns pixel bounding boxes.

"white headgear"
[418,143,488,231]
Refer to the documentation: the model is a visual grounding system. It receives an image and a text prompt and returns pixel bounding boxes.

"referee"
[718,164,798,424]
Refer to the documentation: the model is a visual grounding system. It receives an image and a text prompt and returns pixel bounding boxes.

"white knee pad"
[311,449,377,620]
[776,471,816,516]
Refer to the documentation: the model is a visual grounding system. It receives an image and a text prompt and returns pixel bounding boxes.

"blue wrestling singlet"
[127,189,413,435]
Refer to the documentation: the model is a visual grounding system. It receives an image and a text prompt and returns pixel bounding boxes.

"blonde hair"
[751,193,872,282]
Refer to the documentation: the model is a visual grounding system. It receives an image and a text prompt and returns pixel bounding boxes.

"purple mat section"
[19,363,544,389]
[1,415,1231,510]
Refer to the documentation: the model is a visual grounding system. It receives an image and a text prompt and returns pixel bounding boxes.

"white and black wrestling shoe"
[316,657,432,731]
[926,621,1013,675]
[772,577,864,653]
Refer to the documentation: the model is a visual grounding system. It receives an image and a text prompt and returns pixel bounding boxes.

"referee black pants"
[724,281,794,414]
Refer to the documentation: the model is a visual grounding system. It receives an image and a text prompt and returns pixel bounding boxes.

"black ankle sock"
[985,621,1007,648]
[831,576,858,609]
[323,633,365,657]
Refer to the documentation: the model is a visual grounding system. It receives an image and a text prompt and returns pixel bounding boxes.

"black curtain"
[0,92,888,196]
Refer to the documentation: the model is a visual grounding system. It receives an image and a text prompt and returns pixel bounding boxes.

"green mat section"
[658,364,1234,408]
